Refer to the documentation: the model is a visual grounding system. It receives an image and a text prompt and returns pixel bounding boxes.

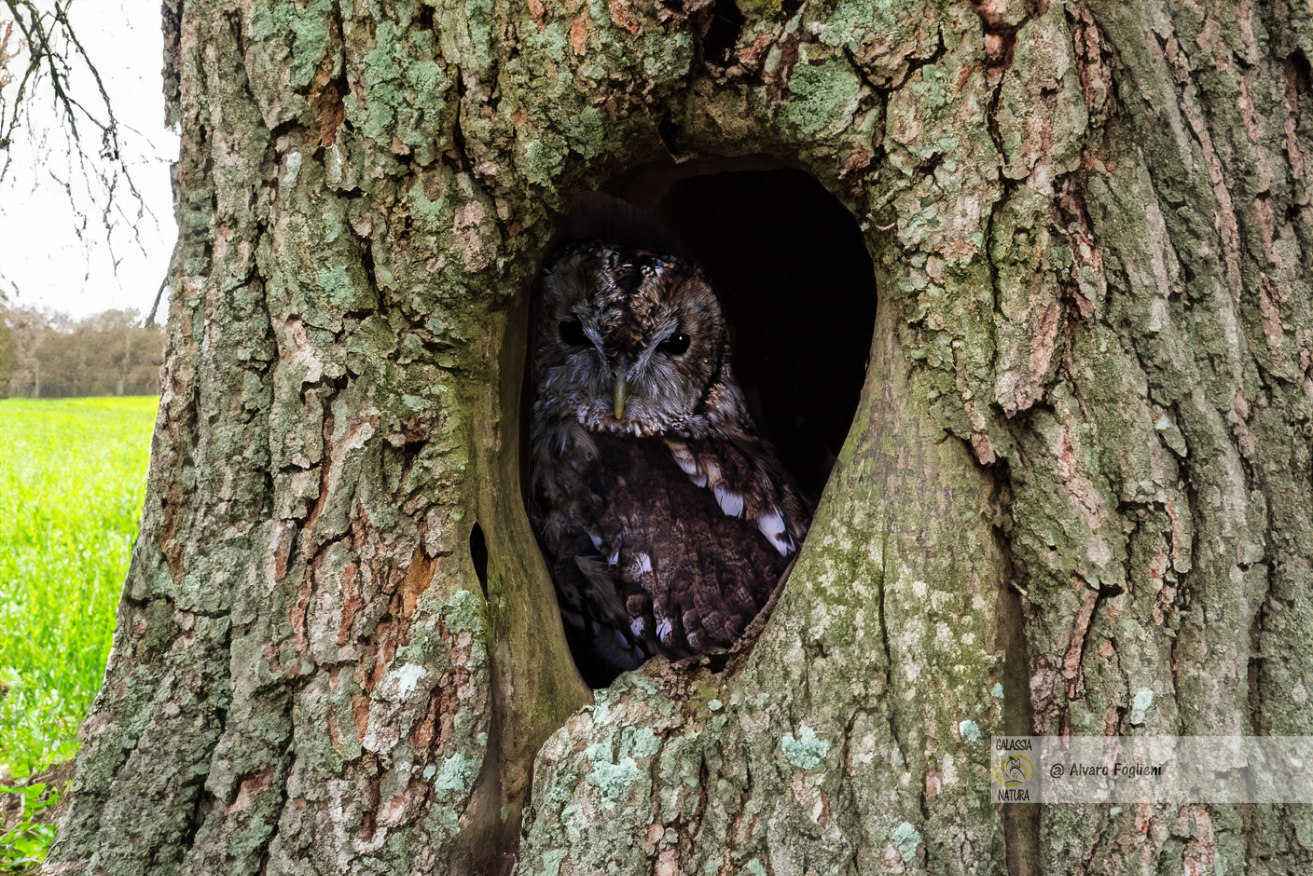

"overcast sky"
[1,0,178,320]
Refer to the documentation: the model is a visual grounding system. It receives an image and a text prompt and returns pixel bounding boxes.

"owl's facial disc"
[539,243,729,435]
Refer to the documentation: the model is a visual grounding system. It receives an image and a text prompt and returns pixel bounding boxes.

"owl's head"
[535,241,741,436]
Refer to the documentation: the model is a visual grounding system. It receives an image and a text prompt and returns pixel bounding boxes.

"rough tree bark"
[43,0,1313,874]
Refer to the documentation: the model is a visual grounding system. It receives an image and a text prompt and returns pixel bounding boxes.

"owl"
[530,209,813,686]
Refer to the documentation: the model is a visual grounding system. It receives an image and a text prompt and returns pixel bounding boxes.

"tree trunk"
[44,1,1313,874]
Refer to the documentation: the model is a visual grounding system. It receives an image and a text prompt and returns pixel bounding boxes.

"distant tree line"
[0,308,164,399]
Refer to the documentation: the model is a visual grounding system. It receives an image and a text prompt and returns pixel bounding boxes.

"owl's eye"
[657,333,690,356]
[559,320,587,346]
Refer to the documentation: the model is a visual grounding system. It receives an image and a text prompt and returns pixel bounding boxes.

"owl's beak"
[612,373,628,419]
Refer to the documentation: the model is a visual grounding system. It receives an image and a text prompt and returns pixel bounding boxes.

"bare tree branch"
[144,274,168,328]
[0,0,157,284]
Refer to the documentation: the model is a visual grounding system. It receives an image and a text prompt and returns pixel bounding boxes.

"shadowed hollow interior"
[647,168,876,495]
[525,165,877,686]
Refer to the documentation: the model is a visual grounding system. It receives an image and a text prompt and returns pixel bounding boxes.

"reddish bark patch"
[338,562,362,644]
[570,14,590,55]
[274,522,296,581]
[409,668,470,751]
[1103,701,1121,736]
[970,0,1029,83]
[840,146,873,180]
[436,669,469,748]
[291,579,312,651]
[159,479,186,581]
[1070,3,1113,124]
[402,548,436,617]
[307,58,346,147]
[528,0,547,32]
[736,32,774,73]
[359,617,409,692]
[226,768,274,814]
[1027,300,1059,384]
[1063,588,1098,697]
[1258,274,1285,352]
[1284,53,1308,182]
[409,689,442,750]
[353,694,371,739]
[608,0,642,34]
[328,708,346,755]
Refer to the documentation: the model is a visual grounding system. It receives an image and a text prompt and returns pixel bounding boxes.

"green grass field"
[0,397,157,869]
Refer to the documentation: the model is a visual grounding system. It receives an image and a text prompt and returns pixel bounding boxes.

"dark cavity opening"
[646,169,875,493]
[526,162,876,688]
[702,0,746,73]
[469,523,489,599]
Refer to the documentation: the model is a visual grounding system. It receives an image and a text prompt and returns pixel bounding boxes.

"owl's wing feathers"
[664,435,811,556]
[581,433,804,657]
[551,528,650,679]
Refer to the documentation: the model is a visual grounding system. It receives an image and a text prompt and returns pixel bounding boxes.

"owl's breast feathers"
[534,423,811,678]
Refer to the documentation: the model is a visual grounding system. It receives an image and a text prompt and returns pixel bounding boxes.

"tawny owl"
[530,202,813,686]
